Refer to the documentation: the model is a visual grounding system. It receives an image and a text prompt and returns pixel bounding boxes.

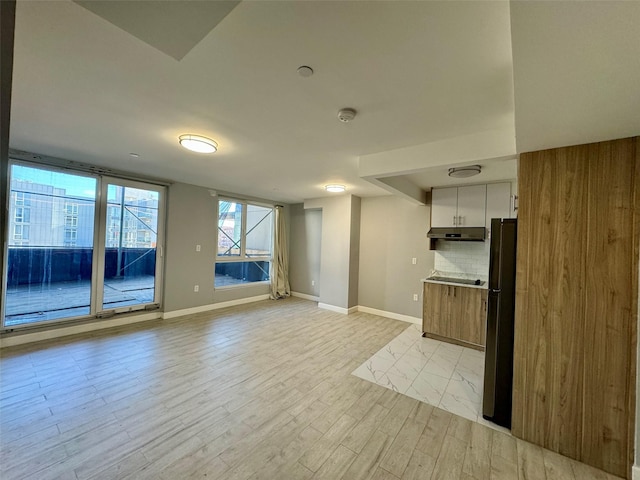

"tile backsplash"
[433,241,490,280]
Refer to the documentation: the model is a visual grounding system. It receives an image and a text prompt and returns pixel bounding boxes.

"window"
[64,228,77,246]
[215,199,273,287]
[15,206,30,224]
[13,224,30,240]
[15,207,24,223]
[65,203,78,215]
[4,161,165,328]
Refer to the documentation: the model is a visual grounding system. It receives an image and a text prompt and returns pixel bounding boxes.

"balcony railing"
[6,246,156,287]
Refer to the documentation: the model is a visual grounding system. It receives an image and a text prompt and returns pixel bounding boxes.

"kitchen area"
[353,178,518,431]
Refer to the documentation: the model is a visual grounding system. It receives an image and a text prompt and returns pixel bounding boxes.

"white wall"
[357,196,433,318]
[289,203,321,297]
[290,194,435,318]
[303,195,361,310]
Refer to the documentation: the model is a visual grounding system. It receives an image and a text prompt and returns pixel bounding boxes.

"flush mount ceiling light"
[448,165,481,178]
[325,184,346,193]
[179,134,218,154]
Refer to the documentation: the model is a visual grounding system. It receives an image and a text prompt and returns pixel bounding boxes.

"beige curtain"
[270,205,290,299]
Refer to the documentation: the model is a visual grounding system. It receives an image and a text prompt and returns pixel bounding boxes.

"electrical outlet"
[194,285,199,292]
[412,257,417,265]
[196,244,201,252]
[413,293,418,301]
[311,280,315,286]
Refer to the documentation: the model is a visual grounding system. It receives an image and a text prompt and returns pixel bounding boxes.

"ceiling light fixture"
[448,165,481,178]
[325,184,346,193]
[179,134,218,154]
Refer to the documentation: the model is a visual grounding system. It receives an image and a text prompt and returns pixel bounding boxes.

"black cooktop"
[427,276,485,286]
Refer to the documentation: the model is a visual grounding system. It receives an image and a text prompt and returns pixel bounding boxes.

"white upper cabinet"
[456,185,487,227]
[431,185,487,227]
[485,182,513,226]
[431,187,458,227]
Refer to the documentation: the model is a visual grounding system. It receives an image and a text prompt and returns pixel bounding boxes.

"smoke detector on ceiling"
[337,108,356,123]
[297,65,314,77]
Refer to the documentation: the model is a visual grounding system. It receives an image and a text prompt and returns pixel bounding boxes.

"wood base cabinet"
[422,282,487,350]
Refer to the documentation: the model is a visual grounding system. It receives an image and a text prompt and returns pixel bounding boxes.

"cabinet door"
[423,283,448,336]
[457,288,485,346]
[456,185,486,227]
[431,187,458,227]
[485,182,512,229]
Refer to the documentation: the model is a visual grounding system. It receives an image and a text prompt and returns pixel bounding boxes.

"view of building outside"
[217,201,272,258]
[218,200,242,256]
[9,178,95,247]
[8,172,158,250]
[105,185,158,249]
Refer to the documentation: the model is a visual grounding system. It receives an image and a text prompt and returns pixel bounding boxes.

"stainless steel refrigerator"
[482,218,517,429]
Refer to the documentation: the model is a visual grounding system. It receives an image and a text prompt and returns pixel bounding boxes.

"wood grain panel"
[582,138,637,476]
[554,143,589,460]
[512,137,638,479]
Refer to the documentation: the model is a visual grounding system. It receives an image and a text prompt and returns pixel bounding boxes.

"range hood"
[427,227,486,241]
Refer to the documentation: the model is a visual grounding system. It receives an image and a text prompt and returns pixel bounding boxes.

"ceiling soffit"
[74,0,240,60]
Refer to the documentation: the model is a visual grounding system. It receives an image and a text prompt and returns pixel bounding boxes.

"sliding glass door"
[2,162,165,328]
[99,179,162,312]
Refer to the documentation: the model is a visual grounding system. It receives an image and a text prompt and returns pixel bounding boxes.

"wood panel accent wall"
[512,137,639,479]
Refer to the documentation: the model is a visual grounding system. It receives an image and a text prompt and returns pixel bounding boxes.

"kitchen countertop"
[422,277,488,290]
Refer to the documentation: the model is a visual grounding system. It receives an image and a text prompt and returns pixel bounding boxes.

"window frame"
[215,197,274,288]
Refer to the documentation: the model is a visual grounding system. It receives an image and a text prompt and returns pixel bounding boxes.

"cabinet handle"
[453,287,456,297]
[447,286,450,296]
[452,215,456,226]
[458,216,463,225]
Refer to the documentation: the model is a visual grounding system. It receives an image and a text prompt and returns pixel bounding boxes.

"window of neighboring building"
[215,199,273,287]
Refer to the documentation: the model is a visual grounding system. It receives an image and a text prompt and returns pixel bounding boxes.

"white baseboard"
[0,312,161,348]
[357,306,422,325]
[633,465,640,480]
[162,294,270,319]
[291,291,319,302]
[318,303,357,314]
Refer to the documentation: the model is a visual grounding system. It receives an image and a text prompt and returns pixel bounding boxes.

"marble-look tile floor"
[352,323,508,432]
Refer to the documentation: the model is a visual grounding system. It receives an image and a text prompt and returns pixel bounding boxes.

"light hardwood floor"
[0,298,624,479]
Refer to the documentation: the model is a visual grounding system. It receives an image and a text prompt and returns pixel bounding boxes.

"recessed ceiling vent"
[337,108,356,123]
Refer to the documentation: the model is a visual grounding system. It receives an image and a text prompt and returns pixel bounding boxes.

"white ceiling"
[9,1,640,204]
